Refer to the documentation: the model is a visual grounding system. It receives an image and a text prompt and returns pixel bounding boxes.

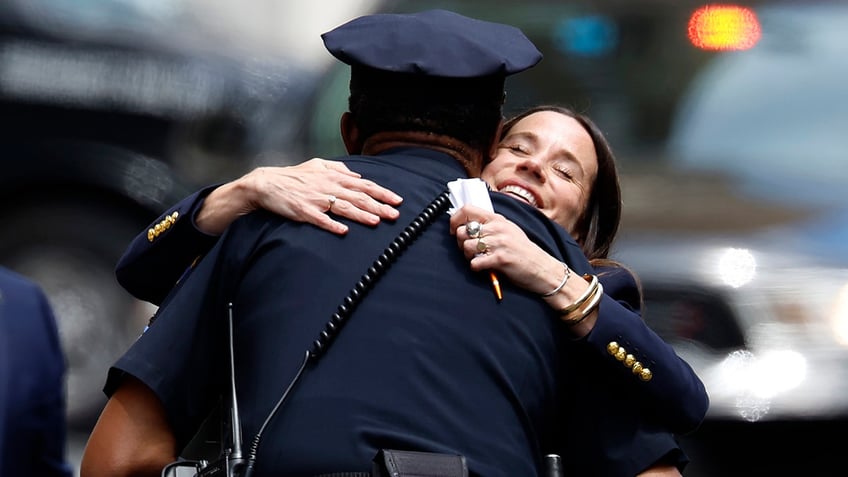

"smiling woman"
[484,105,622,262]
[484,108,601,249]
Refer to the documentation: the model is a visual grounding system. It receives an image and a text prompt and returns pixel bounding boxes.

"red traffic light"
[688,4,761,51]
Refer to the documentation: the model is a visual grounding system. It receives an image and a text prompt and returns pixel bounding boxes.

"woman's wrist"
[540,262,570,297]
[559,275,602,324]
[540,266,603,335]
[195,180,253,235]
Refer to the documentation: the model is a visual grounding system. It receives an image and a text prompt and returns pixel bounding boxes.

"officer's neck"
[361,131,484,177]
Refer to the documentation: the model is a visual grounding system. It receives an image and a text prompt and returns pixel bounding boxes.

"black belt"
[314,473,369,477]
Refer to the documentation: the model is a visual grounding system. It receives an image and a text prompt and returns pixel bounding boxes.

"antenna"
[226,302,244,459]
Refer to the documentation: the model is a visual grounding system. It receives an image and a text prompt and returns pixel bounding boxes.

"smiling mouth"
[499,185,538,208]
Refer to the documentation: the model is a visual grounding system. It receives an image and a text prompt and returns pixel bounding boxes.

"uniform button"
[171,211,179,220]
[631,362,643,375]
[607,342,619,355]
[147,228,155,242]
[154,223,163,234]
[639,368,653,382]
[615,347,627,361]
[624,354,636,368]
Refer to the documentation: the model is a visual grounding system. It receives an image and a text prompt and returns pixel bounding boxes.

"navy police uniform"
[0,268,72,477]
[108,9,707,476]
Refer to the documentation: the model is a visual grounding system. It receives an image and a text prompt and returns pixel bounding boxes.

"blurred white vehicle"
[619,239,848,420]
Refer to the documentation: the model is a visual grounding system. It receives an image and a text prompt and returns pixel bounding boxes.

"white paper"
[447,178,494,215]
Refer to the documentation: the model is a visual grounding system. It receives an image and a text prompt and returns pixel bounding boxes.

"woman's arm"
[116,159,403,305]
[116,186,220,304]
[449,205,709,435]
[586,267,709,433]
[195,160,403,236]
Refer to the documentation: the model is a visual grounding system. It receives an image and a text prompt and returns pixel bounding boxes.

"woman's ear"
[340,112,363,154]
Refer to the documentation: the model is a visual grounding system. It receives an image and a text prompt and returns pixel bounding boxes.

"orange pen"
[490,271,503,302]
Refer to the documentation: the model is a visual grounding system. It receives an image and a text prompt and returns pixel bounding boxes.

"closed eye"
[552,163,574,180]
[501,143,530,155]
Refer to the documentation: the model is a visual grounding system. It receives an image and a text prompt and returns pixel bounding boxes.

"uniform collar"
[373,146,470,181]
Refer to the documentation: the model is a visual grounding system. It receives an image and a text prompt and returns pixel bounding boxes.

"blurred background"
[1,0,845,475]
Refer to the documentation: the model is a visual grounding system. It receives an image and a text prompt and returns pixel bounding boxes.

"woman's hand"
[450,205,600,337]
[449,204,565,296]
[197,159,403,235]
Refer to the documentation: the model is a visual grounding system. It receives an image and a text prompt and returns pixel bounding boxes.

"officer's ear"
[341,112,363,154]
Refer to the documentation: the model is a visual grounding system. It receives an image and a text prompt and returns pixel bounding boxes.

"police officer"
[83,10,688,477]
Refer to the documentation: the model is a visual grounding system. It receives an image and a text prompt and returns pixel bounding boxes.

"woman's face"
[482,110,599,238]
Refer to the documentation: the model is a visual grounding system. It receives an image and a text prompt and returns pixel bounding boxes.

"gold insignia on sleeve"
[607,340,653,382]
[147,211,180,242]
[614,347,627,361]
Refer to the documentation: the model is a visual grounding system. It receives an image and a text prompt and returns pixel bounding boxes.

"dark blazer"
[0,267,72,477]
[112,150,707,475]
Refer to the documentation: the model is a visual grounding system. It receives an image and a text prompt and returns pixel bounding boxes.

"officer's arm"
[638,465,682,476]
[80,376,177,477]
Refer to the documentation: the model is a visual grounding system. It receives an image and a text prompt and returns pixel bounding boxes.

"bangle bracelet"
[541,263,571,297]
[558,274,598,316]
[562,282,604,325]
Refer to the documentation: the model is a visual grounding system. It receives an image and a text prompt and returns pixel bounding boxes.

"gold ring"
[476,238,489,254]
[327,195,337,212]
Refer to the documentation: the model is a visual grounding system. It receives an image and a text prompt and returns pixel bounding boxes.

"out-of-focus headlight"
[703,259,848,421]
[709,348,806,421]
[831,282,848,345]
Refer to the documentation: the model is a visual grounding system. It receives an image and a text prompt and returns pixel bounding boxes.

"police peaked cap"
[322,9,542,101]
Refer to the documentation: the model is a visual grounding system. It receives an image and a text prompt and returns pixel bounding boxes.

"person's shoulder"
[0,266,42,295]
[595,261,642,306]
[0,267,59,348]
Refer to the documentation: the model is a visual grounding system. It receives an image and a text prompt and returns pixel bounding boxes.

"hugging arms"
[110,106,708,475]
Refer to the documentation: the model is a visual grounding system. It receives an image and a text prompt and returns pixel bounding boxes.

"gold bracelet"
[562,282,604,325]
[541,262,571,297]
[558,274,598,316]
